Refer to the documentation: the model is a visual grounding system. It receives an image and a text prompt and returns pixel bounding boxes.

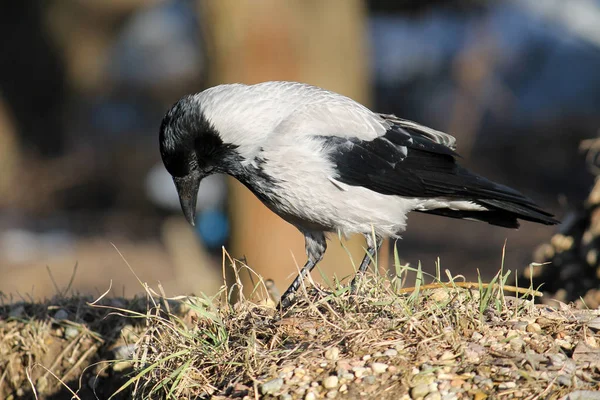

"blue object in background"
[196,210,230,250]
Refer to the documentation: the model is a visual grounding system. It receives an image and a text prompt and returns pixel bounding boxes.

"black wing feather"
[324,124,558,227]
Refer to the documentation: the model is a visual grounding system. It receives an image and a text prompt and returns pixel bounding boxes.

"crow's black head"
[159,95,226,176]
[159,95,236,225]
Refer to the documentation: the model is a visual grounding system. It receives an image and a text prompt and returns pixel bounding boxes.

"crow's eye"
[162,151,190,178]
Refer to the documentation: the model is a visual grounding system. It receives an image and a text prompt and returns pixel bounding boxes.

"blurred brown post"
[0,96,19,205]
[200,0,389,295]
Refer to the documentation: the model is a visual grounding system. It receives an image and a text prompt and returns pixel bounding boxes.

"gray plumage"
[159,81,558,307]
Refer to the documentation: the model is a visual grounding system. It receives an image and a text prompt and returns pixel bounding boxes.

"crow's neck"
[225,154,281,205]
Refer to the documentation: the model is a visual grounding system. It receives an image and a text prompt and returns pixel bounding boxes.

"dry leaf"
[572,341,600,362]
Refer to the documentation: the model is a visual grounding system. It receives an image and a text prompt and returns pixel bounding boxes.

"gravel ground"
[123,273,600,400]
[247,300,600,400]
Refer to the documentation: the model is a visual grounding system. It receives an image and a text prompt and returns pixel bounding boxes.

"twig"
[41,332,84,381]
[60,344,99,383]
[397,281,543,297]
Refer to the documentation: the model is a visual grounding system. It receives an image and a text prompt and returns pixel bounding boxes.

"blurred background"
[0,0,598,302]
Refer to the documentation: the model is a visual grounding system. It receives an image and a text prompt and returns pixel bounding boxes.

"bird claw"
[349,272,365,295]
[277,294,295,311]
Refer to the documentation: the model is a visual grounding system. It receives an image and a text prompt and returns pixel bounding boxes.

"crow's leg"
[279,231,327,309]
[350,233,383,293]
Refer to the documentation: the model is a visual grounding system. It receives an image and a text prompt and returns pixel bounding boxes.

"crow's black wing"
[323,122,558,227]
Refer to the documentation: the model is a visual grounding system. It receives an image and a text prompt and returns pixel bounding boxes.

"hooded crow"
[159,81,559,308]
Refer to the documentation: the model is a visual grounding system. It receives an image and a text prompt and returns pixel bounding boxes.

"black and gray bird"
[159,81,559,307]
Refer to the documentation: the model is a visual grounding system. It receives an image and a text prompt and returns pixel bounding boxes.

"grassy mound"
[1,256,599,399]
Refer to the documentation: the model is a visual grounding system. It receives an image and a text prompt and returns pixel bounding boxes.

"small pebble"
[64,326,79,340]
[119,324,136,341]
[280,394,293,400]
[325,347,340,361]
[260,378,283,395]
[473,392,487,400]
[339,384,348,392]
[371,362,388,374]
[424,392,442,400]
[549,353,567,366]
[438,381,450,391]
[439,351,454,361]
[384,349,398,357]
[411,383,431,399]
[113,344,137,360]
[323,376,338,389]
[373,351,383,357]
[471,332,483,341]
[362,354,371,361]
[527,323,542,333]
[342,373,354,381]
[556,338,574,350]
[326,390,338,398]
[498,381,516,389]
[336,360,350,371]
[509,337,525,352]
[353,366,367,378]
[112,361,132,372]
[310,381,319,388]
[364,375,376,385]
[506,329,519,339]
[279,370,293,380]
[556,375,571,386]
[36,375,48,392]
[430,288,450,303]
[449,380,464,388]
[305,391,316,400]
[350,359,365,367]
[514,321,528,331]
[295,367,307,378]
[442,394,458,400]
[54,309,68,321]
[412,374,435,385]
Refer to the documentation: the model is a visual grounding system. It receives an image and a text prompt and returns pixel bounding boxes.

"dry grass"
[1,247,599,399]
[0,292,151,399]
[110,250,600,399]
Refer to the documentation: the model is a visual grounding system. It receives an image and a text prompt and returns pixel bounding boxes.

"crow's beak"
[173,173,202,226]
